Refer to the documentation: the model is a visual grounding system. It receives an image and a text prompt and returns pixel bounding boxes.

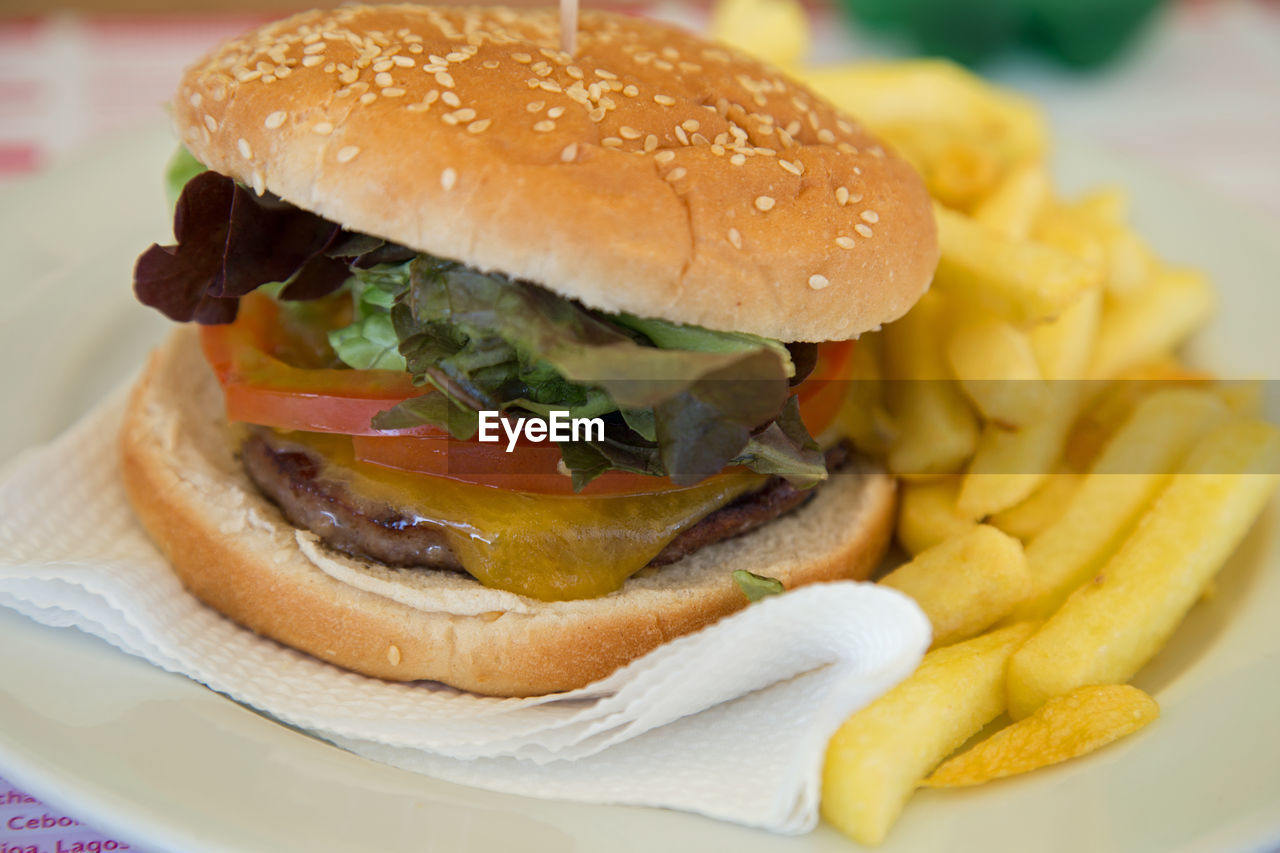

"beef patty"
[240,428,851,573]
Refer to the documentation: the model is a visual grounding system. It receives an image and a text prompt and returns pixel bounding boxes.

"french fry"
[1062,362,1212,472]
[708,0,810,68]
[882,292,980,476]
[1029,287,1101,381]
[880,525,1030,647]
[922,684,1159,788]
[1033,205,1106,275]
[896,476,979,555]
[837,333,896,456]
[956,391,1077,518]
[988,469,1082,542]
[822,624,1035,846]
[934,203,1102,324]
[1007,389,1230,623]
[1101,224,1155,297]
[1088,267,1215,380]
[973,160,1050,239]
[947,314,1051,428]
[796,60,1046,206]
[1065,187,1127,226]
[1007,419,1280,719]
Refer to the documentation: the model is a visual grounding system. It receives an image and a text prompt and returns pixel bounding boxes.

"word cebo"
[477,410,604,452]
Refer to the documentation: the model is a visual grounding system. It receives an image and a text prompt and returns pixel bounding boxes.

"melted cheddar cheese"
[272,431,766,601]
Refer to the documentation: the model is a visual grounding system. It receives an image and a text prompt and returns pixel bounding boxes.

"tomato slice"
[201,293,437,437]
[201,292,856,494]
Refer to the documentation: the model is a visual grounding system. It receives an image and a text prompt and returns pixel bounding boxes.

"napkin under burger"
[124,4,938,696]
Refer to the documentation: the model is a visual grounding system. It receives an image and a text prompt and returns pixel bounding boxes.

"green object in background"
[836,0,1168,68]
[1026,0,1167,67]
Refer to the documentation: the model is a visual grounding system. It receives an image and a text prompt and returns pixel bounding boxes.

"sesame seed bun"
[173,4,937,342]
[121,328,897,696]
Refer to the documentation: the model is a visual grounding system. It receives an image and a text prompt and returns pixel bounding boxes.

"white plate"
[0,120,1277,853]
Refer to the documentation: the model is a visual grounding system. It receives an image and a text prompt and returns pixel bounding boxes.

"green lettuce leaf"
[327,264,409,371]
[324,254,829,488]
[733,570,786,602]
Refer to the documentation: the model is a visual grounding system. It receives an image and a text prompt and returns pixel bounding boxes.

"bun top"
[174,4,936,341]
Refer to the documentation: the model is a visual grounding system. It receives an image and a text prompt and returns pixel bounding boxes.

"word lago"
[477,410,605,452]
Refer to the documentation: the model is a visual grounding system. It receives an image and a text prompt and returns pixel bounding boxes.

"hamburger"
[122,4,937,696]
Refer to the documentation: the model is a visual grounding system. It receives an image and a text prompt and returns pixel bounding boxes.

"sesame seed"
[538,80,562,93]
[837,142,858,155]
[533,120,556,132]
[203,114,218,132]
[855,223,874,238]
[304,42,326,55]
[755,195,775,212]
[467,118,491,133]
[681,119,700,132]
[453,107,477,121]
[512,52,532,63]
[643,134,658,152]
[780,159,803,176]
[360,93,376,105]
[373,60,393,73]
[561,142,578,162]
[482,60,499,69]
[654,150,675,164]
[623,85,639,97]
[442,91,461,107]
[836,236,856,249]
[302,56,323,67]
[189,92,202,108]
[730,154,746,166]
[237,138,252,159]
[251,169,265,195]
[336,145,360,163]
[665,167,687,181]
[393,55,415,67]
[588,106,606,122]
[601,136,623,147]
[594,68,617,79]
[654,94,675,106]
[526,100,544,112]
[436,71,454,87]
[382,87,406,97]
[861,210,880,223]
[754,147,777,156]
[264,111,287,129]
[547,106,565,119]
[441,167,457,190]
[728,227,743,249]
[674,126,689,145]
[817,128,836,144]
[387,644,401,666]
[374,71,393,87]
[711,144,725,156]
[313,122,334,135]
[808,274,831,290]
[835,186,850,205]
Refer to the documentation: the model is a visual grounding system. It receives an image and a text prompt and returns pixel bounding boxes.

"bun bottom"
[121,328,896,696]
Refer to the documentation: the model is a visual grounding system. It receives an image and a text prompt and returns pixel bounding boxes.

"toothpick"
[560,0,578,56]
